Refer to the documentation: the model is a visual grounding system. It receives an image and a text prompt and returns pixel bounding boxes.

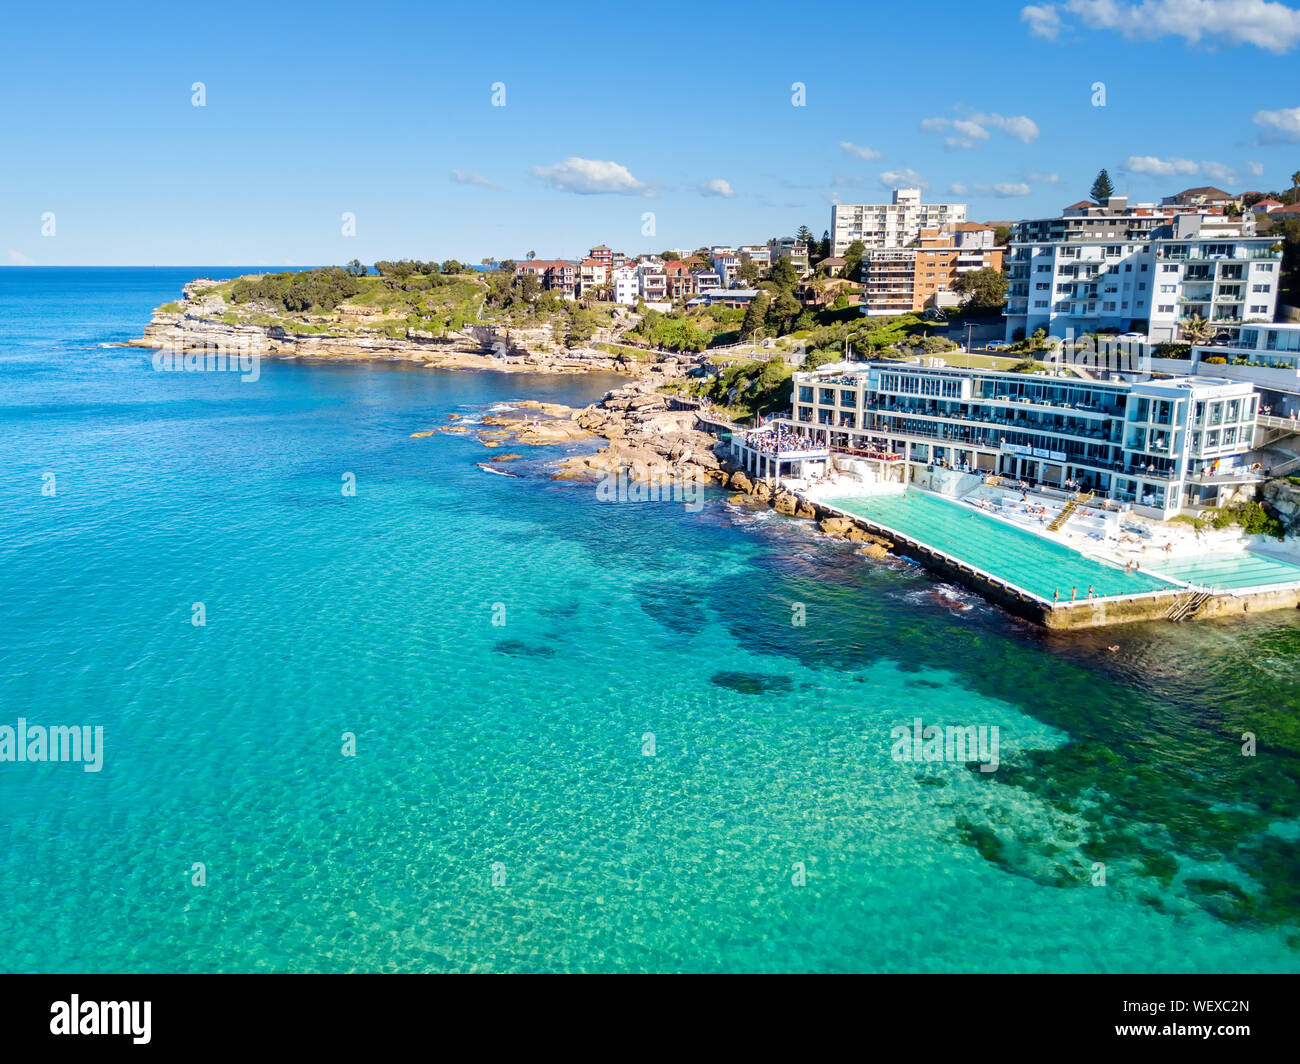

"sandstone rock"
[795,502,818,519]
[856,543,890,559]
[730,471,754,493]
[773,491,798,516]
[819,517,855,537]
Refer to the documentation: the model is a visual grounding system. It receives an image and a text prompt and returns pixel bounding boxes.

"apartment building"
[515,259,576,298]
[790,361,1262,518]
[1004,198,1281,343]
[739,244,771,271]
[1192,322,1300,371]
[861,224,1004,316]
[587,244,613,269]
[577,258,608,296]
[612,265,640,306]
[767,237,810,276]
[831,188,967,256]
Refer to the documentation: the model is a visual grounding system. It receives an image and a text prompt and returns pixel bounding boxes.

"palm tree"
[1292,170,1300,192]
[1181,313,1214,345]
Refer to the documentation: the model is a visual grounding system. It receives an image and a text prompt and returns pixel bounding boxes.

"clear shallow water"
[1,268,1298,973]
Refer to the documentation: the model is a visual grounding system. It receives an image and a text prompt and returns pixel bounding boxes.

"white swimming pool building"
[780,361,1268,519]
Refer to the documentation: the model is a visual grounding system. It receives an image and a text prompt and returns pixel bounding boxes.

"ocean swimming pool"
[821,490,1175,602]
[1147,551,1300,591]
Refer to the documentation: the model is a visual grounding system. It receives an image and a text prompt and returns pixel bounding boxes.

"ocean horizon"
[1,267,1298,973]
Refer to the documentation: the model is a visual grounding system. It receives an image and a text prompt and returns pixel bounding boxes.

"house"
[587,244,612,269]
[767,237,810,276]
[711,250,740,286]
[1250,198,1284,214]
[515,259,576,298]
[1162,186,1237,209]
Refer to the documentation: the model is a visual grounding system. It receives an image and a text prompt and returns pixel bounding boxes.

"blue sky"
[2,0,1298,265]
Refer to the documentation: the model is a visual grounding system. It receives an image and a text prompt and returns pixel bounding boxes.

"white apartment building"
[612,265,640,306]
[790,361,1262,518]
[711,250,739,286]
[831,188,967,256]
[1005,199,1282,344]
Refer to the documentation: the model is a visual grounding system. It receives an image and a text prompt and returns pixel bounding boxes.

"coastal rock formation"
[127,280,635,374]
[1262,478,1300,534]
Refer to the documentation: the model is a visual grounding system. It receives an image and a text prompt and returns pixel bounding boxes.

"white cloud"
[1123,155,1237,184]
[1252,105,1300,142]
[1023,1,1300,54]
[699,178,735,198]
[921,110,1040,148]
[1247,160,1266,176]
[1200,161,1238,184]
[1124,155,1202,176]
[839,140,883,161]
[449,169,498,188]
[8,250,34,265]
[949,182,969,195]
[531,157,649,195]
[1022,3,1064,36]
[880,168,928,190]
[964,182,1034,197]
[1027,171,1061,183]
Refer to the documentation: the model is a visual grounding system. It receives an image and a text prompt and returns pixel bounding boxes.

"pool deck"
[810,487,1300,629]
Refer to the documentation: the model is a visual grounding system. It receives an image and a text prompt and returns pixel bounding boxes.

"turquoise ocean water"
[1,268,1298,973]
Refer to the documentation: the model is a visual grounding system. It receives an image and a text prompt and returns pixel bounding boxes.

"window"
[1250,305,1269,314]
[1252,283,1270,292]
[1036,282,1050,290]
[1160,284,1176,293]
[1034,299,1049,308]
[1161,264,1178,273]
[1138,282,1146,291]
[1158,304,1174,313]
[1103,302,1117,311]
[1259,263,1275,272]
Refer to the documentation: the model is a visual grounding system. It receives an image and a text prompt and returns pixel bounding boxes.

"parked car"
[985,341,1012,351]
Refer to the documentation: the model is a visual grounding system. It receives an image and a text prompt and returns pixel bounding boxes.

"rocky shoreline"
[126,279,643,375]
[424,373,896,558]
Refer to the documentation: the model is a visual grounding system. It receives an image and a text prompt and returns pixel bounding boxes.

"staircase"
[1047,491,1094,532]
[1165,589,1212,622]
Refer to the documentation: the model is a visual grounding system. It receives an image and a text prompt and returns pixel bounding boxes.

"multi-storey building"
[711,250,739,286]
[1161,186,1236,209]
[514,259,576,298]
[790,361,1262,518]
[1004,199,1281,343]
[831,188,967,256]
[587,244,613,269]
[767,237,809,276]
[612,265,640,306]
[862,224,1003,316]
[1192,322,1300,371]
[739,244,771,271]
[577,258,608,296]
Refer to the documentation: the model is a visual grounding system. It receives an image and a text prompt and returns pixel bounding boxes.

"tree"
[1180,313,1214,345]
[527,250,537,260]
[1091,169,1115,203]
[441,260,463,275]
[769,258,800,290]
[993,226,1011,246]
[517,273,541,302]
[1293,170,1300,192]
[952,267,1008,310]
[820,230,831,259]
[345,259,367,277]
[736,260,761,286]
[740,293,771,340]
[498,259,516,275]
[840,239,866,281]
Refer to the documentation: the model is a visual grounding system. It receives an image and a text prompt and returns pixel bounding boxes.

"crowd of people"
[744,428,821,455]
